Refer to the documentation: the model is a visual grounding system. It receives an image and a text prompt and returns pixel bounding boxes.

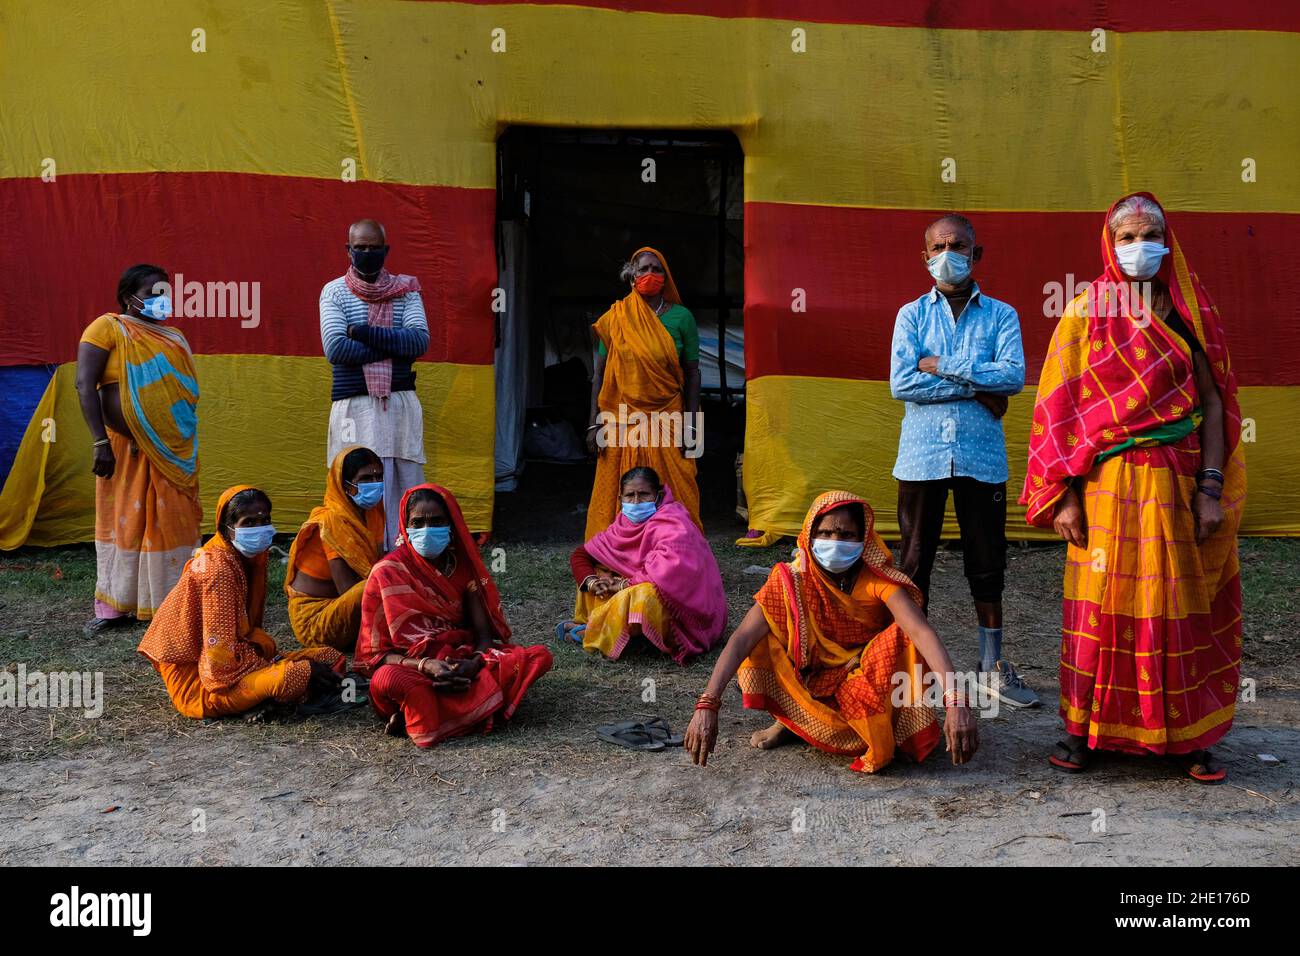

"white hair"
[1108,196,1165,236]
[619,250,661,283]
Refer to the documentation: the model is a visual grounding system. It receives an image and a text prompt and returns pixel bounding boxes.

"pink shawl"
[343,266,422,400]
[584,485,728,660]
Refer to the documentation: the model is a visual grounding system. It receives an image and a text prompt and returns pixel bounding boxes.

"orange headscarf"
[284,445,385,590]
[756,490,921,671]
[593,246,685,413]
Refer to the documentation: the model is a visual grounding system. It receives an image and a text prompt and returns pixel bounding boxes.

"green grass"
[2,535,1297,760]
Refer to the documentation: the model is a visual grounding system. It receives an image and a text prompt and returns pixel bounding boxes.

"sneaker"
[982,659,1040,709]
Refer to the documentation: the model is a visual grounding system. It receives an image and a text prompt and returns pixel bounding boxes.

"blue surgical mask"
[1114,241,1169,280]
[406,525,451,559]
[349,480,384,510]
[134,294,172,321]
[232,524,276,557]
[621,501,657,524]
[811,538,864,573]
[926,251,971,285]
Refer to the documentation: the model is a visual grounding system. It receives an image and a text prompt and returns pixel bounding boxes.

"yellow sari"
[284,446,386,650]
[586,246,702,538]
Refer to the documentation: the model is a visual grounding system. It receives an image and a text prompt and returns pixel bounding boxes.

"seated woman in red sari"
[1022,192,1245,782]
[138,485,346,720]
[559,466,727,663]
[354,483,553,747]
[684,491,977,774]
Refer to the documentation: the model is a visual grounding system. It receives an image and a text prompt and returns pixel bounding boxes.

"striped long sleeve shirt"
[319,276,430,401]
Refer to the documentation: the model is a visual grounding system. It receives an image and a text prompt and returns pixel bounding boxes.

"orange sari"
[586,246,701,538]
[284,445,386,649]
[83,312,202,620]
[738,491,941,773]
[138,485,344,718]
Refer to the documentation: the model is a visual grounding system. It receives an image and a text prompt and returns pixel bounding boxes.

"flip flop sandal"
[596,721,666,751]
[554,622,587,645]
[1174,752,1227,783]
[1049,739,1091,772]
[642,716,684,747]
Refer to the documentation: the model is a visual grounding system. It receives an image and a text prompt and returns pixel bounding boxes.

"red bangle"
[695,693,721,712]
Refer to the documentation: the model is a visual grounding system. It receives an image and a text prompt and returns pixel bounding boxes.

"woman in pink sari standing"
[559,467,727,663]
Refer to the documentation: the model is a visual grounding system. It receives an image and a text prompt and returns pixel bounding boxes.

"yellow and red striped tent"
[2,0,1297,545]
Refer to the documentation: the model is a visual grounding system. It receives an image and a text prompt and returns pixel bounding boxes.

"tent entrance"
[493,127,744,539]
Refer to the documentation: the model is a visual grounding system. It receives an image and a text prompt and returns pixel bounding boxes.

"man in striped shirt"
[320,219,429,550]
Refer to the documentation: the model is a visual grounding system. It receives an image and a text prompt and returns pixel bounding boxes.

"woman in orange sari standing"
[75,264,202,633]
[1022,192,1246,782]
[585,247,702,539]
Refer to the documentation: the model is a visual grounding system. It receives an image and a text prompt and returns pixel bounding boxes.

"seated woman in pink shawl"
[559,466,727,663]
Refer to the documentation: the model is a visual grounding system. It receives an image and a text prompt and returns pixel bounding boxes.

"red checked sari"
[1021,193,1245,756]
[737,491,941,773]
[354,483,552,748]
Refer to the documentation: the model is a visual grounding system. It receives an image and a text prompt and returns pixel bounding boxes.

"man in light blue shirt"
[890,214,1037,708]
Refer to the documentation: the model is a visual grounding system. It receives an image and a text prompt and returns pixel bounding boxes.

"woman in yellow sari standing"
[585,247,702,539]
[1022,192,1245,782]
[284,445,386,651]
[75,265,202,634]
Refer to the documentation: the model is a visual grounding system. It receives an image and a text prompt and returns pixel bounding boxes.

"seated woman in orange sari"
[138,485,346,720]
[353,483,553,748]
[284,445,385,650]
[685,491,977,774]
[1022,192,1245,783]
[560,466,727,663]
[584,246,702,539]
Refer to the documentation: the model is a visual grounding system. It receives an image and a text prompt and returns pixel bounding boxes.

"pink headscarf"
[584,485,728,662]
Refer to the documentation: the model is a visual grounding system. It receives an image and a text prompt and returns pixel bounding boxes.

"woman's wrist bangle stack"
[943,689,967,708]
[695,692,721,712]
[1197,468,1225,484]
[1197,484,1223,500]
[92,438,110,448]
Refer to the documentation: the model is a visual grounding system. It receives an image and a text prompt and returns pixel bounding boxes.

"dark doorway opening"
[493,127,744,543]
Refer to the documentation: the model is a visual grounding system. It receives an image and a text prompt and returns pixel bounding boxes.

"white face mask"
[1114,240,1169,280]
[926,250,971,285]
[811,538,864,573]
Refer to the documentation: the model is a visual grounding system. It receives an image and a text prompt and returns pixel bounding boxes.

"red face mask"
[634,272,665,296]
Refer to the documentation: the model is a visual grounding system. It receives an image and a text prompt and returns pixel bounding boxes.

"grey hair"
[619,250,661,283]
[1108,196,1165,236]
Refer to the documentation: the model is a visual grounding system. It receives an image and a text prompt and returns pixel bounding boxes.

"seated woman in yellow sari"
[561,466,727,663]
[584,247,703,539]
[684,491,977,774]
[76,264,202,633]
[284,445,385,650]
[138,485,346,720]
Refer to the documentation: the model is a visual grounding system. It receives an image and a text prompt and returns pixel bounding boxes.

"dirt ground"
[2,463,1297,866]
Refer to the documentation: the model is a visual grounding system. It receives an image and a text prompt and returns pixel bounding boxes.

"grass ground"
[1,465,1297,865]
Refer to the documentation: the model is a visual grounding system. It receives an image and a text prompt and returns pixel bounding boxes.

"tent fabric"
[1,1,1297,546]
[0,365,55,484]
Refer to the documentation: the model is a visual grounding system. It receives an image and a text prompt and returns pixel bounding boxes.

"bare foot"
[750,721,795,750]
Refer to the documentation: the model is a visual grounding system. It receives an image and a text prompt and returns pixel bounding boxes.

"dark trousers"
[896,477,1007,611]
